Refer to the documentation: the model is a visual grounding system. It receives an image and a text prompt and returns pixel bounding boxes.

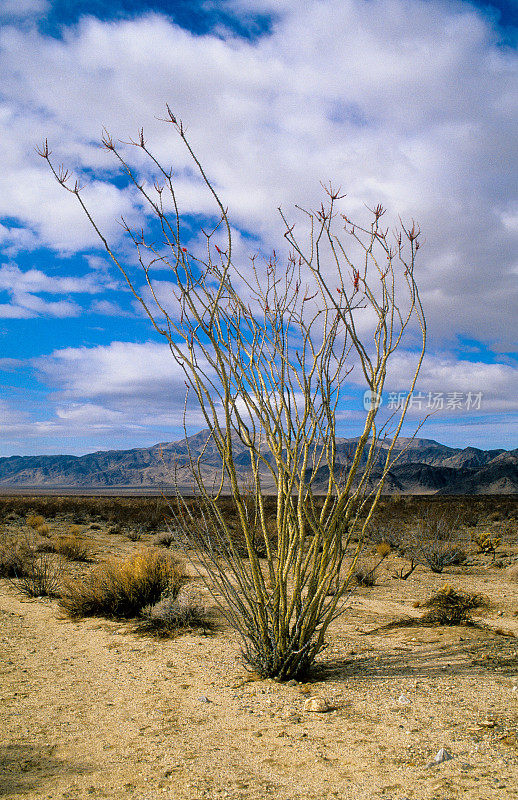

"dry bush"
[421,585,488,625]
[54,533,92,562]
[153,530,175,548]
[59,549,188,620]
[397,508,468,574]
[26,514,45,530]
[354,567,377,587]
[134,594,211,637]
[125,528,142,542]
[472,530,501,555]
[416,542,467,573]
[0,533,34,577]
[0,532,62,596]
[354,543,391,586]
[35,523,51,537]
[13,552,63,598]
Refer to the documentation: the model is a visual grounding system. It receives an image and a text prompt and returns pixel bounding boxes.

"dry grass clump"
[354,567,377,587]
[59,548,188,620]
[14,552,63,598]
[0,532,62,596]
[35,522,51,537]
[152,530,175,548]
[0,534,33,577]
[134,594,211,637]
[26,514,45,530]
[421,585,489,625]
[53,533,92,562]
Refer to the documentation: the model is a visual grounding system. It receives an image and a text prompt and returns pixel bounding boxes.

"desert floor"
[1,509,518,800]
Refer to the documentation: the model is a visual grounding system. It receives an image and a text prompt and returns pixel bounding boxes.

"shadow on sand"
[0,743,93,797]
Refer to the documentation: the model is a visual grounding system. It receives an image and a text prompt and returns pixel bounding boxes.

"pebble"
[304,696,332,713]
[197,696,211,703]
[398,694,411,706]
[425,747,453,768]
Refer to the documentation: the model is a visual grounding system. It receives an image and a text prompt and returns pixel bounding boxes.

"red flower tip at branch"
[353,270,360,291]
[182,247,187,253]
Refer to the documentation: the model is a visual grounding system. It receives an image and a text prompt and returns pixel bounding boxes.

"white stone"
[304,696,332,713]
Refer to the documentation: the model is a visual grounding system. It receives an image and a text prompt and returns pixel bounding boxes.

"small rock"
[197,696,211,703]
[398,694,411,706]
[426,747,453,768]
[304,696,332,713]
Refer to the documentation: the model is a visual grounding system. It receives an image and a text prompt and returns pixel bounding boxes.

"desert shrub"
[67,524,84,536]
[54,533,91,562]
[35,522,51,537]
[398,508,469,574]
[472,531,501,555]
[26,514,45,530]
[153,530,175,548]
[354,543,391,586]
[354,567,376,587]
[107,523,124,535]
[134,594,210,637]
[59,549,188,619]
[421,585,488,625]
[13,552,63,598]
[126,528,142,542]
[418,543,467,574]
[0,534,33,577]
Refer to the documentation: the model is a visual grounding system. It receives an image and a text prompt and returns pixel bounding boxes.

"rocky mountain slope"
[0,433,516,494]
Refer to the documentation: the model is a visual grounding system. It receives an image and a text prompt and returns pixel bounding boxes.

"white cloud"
[36,340,190,403]
[380,351,518,413]
[0,263,124,318]
[0,1,513,348]
[0,0,49,18]
[0,1,516,452]
[0,263,104,294]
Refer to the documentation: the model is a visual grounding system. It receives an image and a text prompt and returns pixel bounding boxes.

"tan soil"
[1,523,518,800]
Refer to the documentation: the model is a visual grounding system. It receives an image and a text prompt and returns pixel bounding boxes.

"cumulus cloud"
[378,351,518,413]
[0,0,49,18]
[0,263,111,318]
[0,0,516,452]
[0,1,514,344]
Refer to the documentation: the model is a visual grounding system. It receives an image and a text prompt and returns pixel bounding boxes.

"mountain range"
[0,433,516,494]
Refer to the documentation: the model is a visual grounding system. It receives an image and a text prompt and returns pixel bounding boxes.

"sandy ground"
[1,530,518,800]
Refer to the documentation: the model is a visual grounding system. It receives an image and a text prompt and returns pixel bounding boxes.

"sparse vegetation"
[12,551,63,598]
[152,530,175,548]
[53,532,92,562]
[134,594,211,637]
[421,585,489,625]
[0,531,63,597]
[26,514,45,530]
[59,549,188,620]
[472,530,501,556]
[0,533,34,578]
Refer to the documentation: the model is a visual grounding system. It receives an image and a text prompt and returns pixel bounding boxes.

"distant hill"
[0,433,516,494]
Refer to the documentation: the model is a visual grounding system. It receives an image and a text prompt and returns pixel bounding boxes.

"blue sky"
[0,0,516,456]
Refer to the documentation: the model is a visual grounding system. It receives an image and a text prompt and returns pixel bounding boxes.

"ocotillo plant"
[40,109,426,679]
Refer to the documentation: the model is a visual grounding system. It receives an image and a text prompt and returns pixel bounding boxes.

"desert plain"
[1,494,517,800]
